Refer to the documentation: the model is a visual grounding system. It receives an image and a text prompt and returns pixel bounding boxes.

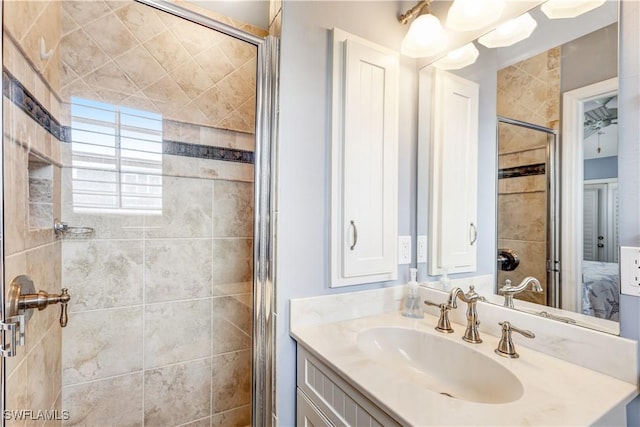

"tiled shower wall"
[3,1,64,424]
[3,0,261,426]
[496,48,560,305]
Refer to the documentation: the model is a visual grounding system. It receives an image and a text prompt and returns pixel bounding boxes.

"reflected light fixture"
[399,0,447,58]
[433,43,479,70]
[446,0,506,32]
[478,13,537,48]
[541,0,607,19]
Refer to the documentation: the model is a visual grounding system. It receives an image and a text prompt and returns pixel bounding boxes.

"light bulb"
[478,13,537,48]
[401,14,447,58]
[541,0,607,19]
[446,0,506,32]
[433,43,479,70]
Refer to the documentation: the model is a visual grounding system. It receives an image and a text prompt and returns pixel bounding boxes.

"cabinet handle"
[470,222,477,245]
[350,220,358,251]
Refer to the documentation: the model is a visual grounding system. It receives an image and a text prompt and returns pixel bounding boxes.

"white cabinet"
[296,345,401,427]
[330,28,399,287]
[426,69,479,275]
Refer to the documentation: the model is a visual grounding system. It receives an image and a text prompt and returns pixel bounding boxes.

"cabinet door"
[331,29,399,287]
[429,70,479,275]
[297,389,333,427]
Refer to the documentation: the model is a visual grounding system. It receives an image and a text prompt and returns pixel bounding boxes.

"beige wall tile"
[212,349,251,413]
[212,296,251,355]
[20,1,61,77]
[114,45,166,90]
[194,46,235,84]
[26,323,62,417]
[83,61,138,94]
[144,299,212,368]
[62,307,143,385]
[62,240,144,312]
[211,405,250,427]
[498,175,547,194]
[169,18,220,56]
[170,59,215,100]
[213,180,254,238]
[144,30,191,73]
[61,28,110,78]
[63,1,112,26]
[3,138,28,256]
[144,359,212,426]
[498,192,547,242]
[212,239,253,287]
[6,359,28,427]
[144,239,212,303]
[114,2,166,43]
[62,373,143,427]
[83,12,138,58]
[197,159,254,183]
[144,175,213,238]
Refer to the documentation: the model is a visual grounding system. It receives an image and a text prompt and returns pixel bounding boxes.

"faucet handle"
[495,321,535,358]
[424,300,454,333]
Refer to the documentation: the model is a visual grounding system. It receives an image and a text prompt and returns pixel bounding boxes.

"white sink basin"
[357,327,523,404]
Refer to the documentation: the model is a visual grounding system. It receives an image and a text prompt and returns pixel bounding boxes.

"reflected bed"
[582,261,620,321]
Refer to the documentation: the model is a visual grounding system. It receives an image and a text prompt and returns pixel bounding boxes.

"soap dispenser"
[402,268,423,318]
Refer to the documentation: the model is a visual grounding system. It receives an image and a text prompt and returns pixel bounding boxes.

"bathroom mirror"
[417,0,620,334]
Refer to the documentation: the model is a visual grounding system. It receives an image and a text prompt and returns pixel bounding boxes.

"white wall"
[275,2,417,425]
[618,1,640,424]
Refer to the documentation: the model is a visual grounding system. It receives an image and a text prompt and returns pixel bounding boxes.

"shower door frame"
[0,1,278,426]
[496,116,560,308]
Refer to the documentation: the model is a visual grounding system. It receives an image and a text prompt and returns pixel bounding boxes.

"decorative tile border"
[498,163,546,179]
[164,140,254,164]
[2,67,254,164]
[2,67,69,142]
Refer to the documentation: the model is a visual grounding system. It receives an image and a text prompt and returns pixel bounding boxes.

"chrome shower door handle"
[469,222,478,245]
[349,220,358,251]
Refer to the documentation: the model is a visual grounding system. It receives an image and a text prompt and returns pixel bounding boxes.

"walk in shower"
[1,1,275,425]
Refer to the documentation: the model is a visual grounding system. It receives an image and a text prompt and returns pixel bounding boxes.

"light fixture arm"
[399,0,432,25]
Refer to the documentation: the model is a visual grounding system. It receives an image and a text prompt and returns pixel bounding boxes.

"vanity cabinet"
[330,28,399,287]
[296,345,401,427]
[425,69,479,275]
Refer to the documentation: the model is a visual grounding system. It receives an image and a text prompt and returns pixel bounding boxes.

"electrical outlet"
[417,235,427,263]
[620,246,640,296]
[398,236,411,264]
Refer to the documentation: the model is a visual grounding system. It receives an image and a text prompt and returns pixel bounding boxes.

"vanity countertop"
[291,311,638,426]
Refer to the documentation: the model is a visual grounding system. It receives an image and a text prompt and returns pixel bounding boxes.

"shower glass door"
[2,1,269,425]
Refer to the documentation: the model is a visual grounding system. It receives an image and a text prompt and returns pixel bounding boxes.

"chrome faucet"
[499,277,542,308]
[448,285,483,344]
[495,321,535,358]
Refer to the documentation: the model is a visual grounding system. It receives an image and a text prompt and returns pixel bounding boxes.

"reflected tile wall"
[496,46,559,305]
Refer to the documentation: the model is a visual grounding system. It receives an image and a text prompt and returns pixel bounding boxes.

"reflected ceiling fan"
[583,96,618,140]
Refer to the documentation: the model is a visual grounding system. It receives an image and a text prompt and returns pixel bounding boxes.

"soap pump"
[402,268,423,318]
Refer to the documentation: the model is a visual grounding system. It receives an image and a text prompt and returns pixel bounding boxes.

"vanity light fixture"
[446,0,506,32]
[478,13,537,48]
[433,42,479,70]
[541,0,606,19]
[399,0,447,58]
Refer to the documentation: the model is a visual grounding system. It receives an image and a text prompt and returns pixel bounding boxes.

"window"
[70,97,163,214]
